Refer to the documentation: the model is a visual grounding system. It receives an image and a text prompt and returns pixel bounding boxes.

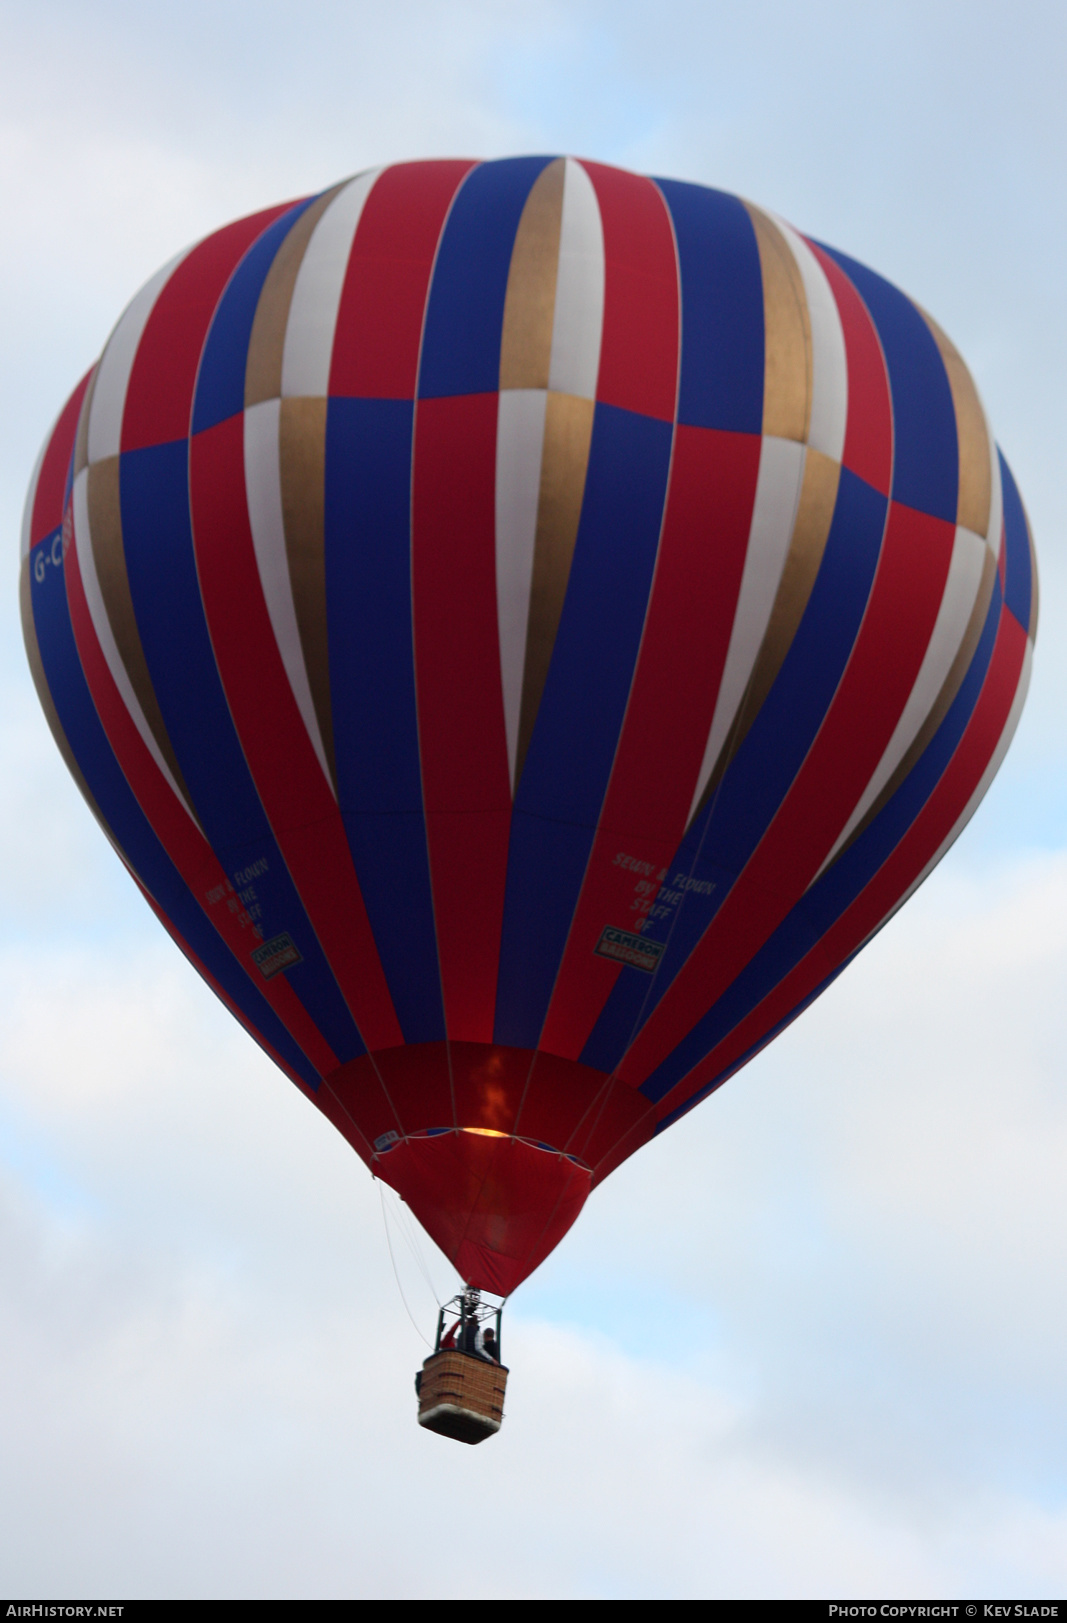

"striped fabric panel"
[240,180,351,793]
[325,162,473,1047]
[609,257,978,1088]
[807,288,1002,875]
[638,550,1011,1109]
[22,381,328,1094]
[281,172,381,397]
[73,199,290,854]
[577,212,887,1076]
[616,474,909,1087]
[682,208,850,832]
[495,157,604,795]
[536,421,762,1063]
[66,482,341,1078]
[22,375,110,829]
[182,190,420,1053]
[188,413,404,1053]
[646,531,1033,1135]
[493,163,681,1050]
[20,160,1038,1196]
[77,196,378,1071]
[649,481,882,987]
[121,223,376,1067]
[536,181,766,1062]
[580,232,998,1088]
[77,249,201,827]
[74,464,200,826]
[412,158,557,1043]
[602,274,1031,1105]
[243,400,333,787]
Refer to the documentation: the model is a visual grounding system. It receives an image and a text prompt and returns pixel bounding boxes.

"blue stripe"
[581,466,889,1075]
[641,569,1005,1107]
[494,404,674,1047]
[822,246,957,524]
[325,398,445,1045]
[656,180,764,433]
[191,200,316,435]
[119,439,364,1064]
[29,529,321,1091]
[418,156,553,399]
[999,449,1033,632]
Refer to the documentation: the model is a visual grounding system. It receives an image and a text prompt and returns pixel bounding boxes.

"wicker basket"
[417,1349,509,1445]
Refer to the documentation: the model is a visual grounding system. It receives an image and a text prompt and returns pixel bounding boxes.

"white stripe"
[495,388,548,791]
[985,415,1003,558]
[243,400,333,789]
[548,159,605,400]
[281,170,381,399]
[71,468,200,826]
[774,216,848,462]
[859,638,1033,949]
[685,436,806,827]
[817,525,989,875]
[87,249,188,465]
[20,430,49,561]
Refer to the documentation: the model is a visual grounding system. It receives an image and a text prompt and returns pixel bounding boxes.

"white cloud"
[1,815,1066,1594]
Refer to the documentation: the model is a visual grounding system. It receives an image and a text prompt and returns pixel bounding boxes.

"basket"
[417,1349,509,1445]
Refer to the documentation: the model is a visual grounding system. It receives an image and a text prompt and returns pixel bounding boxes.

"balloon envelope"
[22,158,1037,1295]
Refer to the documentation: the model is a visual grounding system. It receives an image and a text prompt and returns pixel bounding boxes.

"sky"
[1,0,1065,1599]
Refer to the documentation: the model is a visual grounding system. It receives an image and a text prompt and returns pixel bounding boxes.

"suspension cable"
[378,1183,433,1348]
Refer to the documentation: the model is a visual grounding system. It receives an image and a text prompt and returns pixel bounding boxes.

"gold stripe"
[21,558,112,836]
[515,390,595,786]
[747,204,811,443]
[87,456,199,816]
[921,309,991,537]
[687,448,840,829]
[279,395,336,790]
[739,449,840,737]
[245,185,346,408]
[73,364,98,479]
[499,158,565,391]
[829,540,999,865]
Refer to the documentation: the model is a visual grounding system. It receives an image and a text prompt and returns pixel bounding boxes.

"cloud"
[539,847,1067,1525]
[1,796,1066,1594]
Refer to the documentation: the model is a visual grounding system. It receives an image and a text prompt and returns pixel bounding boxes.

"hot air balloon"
[22,157,1037,1442]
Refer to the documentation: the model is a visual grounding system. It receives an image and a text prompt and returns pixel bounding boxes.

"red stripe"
[30,374,91,547]
[619,499,956,1086]
[652,605,1029,1121]
[189,416,403,1051]
[329,161,475,399]
[538,426,762,1058]
[122,205,294,452]
[582,163,680,422]
[411,393,512,1041]
[313,1076,376,1167]
[63,514,339,1077]
[809,241,893,496]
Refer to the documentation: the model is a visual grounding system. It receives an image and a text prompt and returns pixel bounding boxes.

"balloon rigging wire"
[388,1184,444,1306]
[382,1180,443,1305]
[378,1182,434,1347]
